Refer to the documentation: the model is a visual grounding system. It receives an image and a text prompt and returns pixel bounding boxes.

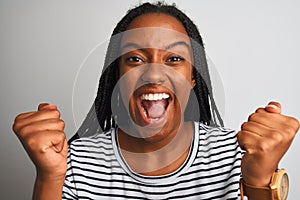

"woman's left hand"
[237,101,299,186]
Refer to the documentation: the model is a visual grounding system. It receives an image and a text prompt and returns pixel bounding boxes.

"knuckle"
[26,135,44,153]
[14,113,24,121]
[248,113,257,121]
[13,116,26,129]
[18,125,31,138]
[26,135,37,148]
[241,122,248,130]
[288,117,300,131]
[258,141,271,153]
[255,107,264,113]
[52,109,61,118]
[44,109,60,118]
[260,130,284,152]
[59,131,66,140]
[271,130,283,142]
[13,116,25,132]
[12,122,20,133]
[58,119,65,129]
[284,125,296,136]
[236,131,244,143]
[236,131,242,139]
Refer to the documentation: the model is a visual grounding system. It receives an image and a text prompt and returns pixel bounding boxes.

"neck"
[118,120,192,151]
[117,121,194,175]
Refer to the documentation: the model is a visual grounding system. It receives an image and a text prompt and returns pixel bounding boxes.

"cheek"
[118,67,142,105]
[118,60,127,78]
[176,66,194,89]
[119,77,134,107]
[176,88,192,111]
[118,61,131,98]
[167,69,194,109]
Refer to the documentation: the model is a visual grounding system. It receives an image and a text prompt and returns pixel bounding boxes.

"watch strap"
[240,179,273,200]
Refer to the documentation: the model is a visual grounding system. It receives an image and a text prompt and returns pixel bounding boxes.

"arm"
[238,102,299,200]
[33,176,65,200]
[13,103,68,200]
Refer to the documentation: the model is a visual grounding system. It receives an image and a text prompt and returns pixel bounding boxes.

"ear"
[191,78,196,88]
[116,64,120,80]
[191,68,196,88]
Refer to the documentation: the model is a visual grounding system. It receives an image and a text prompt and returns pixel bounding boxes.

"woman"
[13,2,299,199]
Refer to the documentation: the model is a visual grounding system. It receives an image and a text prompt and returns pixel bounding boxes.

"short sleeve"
[62,147,78,199]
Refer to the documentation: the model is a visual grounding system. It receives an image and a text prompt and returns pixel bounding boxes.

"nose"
[141,63,166,84]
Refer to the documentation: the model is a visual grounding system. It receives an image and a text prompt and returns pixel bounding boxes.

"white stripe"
[63,122,241,199]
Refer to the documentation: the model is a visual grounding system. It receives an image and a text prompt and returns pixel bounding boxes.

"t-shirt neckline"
[112,122,200,185]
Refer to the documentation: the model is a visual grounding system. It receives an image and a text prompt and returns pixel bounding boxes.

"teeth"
[140,93,170,101]
[141,106,147,117]
[162,93,169,99]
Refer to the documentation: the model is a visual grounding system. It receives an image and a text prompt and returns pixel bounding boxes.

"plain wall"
[1,0,299,199]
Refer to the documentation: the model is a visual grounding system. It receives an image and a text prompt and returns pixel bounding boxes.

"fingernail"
[266,104,277,109]
[45,104,57,109]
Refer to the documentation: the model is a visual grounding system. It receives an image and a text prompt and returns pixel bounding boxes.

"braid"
[72,1,223,141]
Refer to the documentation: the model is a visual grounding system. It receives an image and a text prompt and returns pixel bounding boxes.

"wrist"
[36,165,67,181]
[33,175,65,200]
[242,165,277,187]
[36,171,66,182]
[240,169,289,200]
[240,179,272,200]
[242,174,272,187]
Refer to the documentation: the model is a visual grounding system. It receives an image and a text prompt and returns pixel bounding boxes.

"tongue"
[143,100,166,119]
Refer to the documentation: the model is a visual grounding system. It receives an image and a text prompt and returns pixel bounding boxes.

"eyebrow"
[121,43,143,51]
[120,41,191,52]
[165,41,190,50]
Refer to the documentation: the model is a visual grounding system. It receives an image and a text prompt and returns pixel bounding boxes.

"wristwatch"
[240,168,289,200]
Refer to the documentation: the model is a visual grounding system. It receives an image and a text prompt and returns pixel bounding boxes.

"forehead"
[127,13,188,34]
[121,13,191,50]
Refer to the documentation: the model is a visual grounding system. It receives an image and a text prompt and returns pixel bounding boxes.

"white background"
[1,0,299,199]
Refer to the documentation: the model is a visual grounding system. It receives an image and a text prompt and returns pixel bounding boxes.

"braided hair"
[70,2,223,142]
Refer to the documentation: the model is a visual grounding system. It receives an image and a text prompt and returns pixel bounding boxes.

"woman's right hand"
[12,103,68,181]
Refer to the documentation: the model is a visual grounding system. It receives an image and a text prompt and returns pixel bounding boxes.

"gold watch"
[240,168,289,200]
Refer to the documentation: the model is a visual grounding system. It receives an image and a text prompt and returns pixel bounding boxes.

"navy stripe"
[63,124,241,199]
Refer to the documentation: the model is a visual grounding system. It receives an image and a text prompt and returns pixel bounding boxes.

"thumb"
[39,131,67,153]
[52,135,68,153]
[38,103,57,111]
[264,101,281,114]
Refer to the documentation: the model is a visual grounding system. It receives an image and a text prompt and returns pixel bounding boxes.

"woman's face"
[117,13,195,141]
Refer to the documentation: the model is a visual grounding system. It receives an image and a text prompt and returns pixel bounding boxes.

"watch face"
[280,173,289,200]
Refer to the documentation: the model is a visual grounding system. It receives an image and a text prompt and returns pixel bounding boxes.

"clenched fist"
[12,103,68,199]
[238,102,299,187]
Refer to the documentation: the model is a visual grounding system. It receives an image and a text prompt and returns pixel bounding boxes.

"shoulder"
[66,128,117,170]
[68,128,114,152]
[193,122,241,172]
[196,122,240,154]
[198,123,237,140]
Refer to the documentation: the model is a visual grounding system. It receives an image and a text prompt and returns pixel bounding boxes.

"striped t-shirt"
[63,122,242,199]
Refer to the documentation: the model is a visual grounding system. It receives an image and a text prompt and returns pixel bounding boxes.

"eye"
[166,56,184,63]
[126,56,144,63]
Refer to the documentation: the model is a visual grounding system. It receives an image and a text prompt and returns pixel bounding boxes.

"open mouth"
[137,92,171,124]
